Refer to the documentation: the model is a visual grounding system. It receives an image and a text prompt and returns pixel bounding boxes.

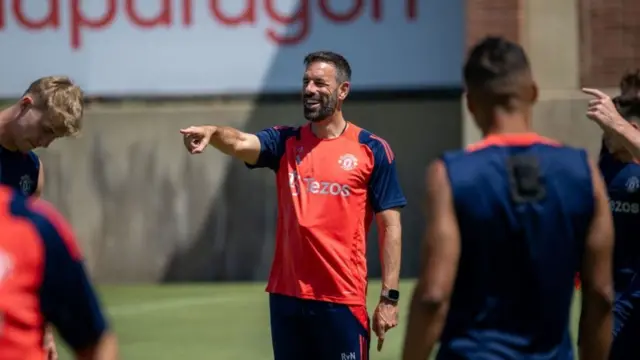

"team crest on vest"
[19,175,33,195]
[338,154,358,171]
[626,176,640,193]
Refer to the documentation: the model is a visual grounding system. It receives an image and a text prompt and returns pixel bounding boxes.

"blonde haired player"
[0,76,84,359]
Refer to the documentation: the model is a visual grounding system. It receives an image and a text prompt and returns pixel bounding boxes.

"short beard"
[304,91,338,122]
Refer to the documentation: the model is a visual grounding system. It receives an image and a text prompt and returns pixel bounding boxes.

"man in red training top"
[181,51,406,360]
[0,186,119,359]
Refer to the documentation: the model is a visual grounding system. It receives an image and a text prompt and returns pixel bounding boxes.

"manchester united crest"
[338,154,358,171]
[19,175,33,195]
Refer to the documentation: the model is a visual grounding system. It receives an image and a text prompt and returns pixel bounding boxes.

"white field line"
[107,296,258,317]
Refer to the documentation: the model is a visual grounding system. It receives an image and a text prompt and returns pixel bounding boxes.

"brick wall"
[466,0,523,49]
[579,0,640,87]
[466,0,640,88]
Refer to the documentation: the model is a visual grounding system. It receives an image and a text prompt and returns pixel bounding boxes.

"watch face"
[387,289,400,301]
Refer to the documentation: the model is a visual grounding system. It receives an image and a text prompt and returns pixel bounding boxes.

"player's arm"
[367,136,407,293]
[30,159,58,354]
[205,125,262,164]
[181,125,292,169]
[578,159,614,360]
[31,200,119,360]
[402,159,460,360]
[376,209,401,293]
[584,87,640,159]
[74,334,118,360]
[603,120,640,159]
[33,159,44,198]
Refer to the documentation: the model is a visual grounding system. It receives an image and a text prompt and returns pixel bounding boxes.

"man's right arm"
[203,126,261,165]
[584,87,640,159]
[202,125,293,170]
[578,159,614,360]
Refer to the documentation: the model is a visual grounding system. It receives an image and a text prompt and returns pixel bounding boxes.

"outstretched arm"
[181,125,261,164]
[181,125,296,170]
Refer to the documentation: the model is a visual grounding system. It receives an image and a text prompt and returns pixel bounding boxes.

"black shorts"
[269,293,369,360]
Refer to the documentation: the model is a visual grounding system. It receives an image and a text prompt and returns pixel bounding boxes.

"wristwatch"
[381,289,400,303]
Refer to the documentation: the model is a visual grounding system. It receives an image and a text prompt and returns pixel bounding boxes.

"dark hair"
[303,51,352,83]
[463,36,533,107]
[614,70,640,121]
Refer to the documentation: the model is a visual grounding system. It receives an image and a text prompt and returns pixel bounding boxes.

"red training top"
[0,186,107,359]
[247,123,407,305]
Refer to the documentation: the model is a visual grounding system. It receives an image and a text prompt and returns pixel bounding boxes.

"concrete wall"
[463,90,607,151]
[470,0,640,88]
[36,0,630,283]
[38,92,608,283]
[532,91,606,153]
[463,0,615,177]
[37,99,462,282]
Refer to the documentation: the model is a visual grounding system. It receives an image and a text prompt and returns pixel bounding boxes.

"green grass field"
[57,280,581,360]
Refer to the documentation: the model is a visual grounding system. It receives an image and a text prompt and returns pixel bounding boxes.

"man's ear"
[530,82,539,104]
[338,82,350,101]
[20,96,33,110]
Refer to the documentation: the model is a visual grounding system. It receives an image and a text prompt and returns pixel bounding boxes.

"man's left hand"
[44,327,58,360]
[372,298,399,351]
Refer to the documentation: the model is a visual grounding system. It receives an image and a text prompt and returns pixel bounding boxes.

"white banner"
[0,0,464,97]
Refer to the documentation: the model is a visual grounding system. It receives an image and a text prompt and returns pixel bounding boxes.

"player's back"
[0,186,108,359]
[0,145,39,196]
[438,133,593,360]
[0,187,46,359]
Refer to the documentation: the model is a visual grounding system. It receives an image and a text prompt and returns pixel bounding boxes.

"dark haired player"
[402,36,614,360]
[583,71,640,359]
[180,51,406,360]
[0,186,118,359]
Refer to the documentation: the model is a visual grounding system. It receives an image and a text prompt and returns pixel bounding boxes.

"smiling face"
[302,61,341,122]
[301,58,352,123]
